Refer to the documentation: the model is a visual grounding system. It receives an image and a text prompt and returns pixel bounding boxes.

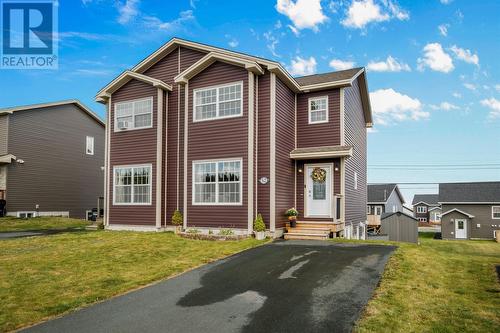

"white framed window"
[367,206,371,214]
[17,211,36,218]
[193,82,243,122]
[113,164,152,205]
[492,206,500,219]
[354,172,358,190]
[114,97,153,131]
[86,136,94,155]
[308,96,328,124]
[418,217,427,222]
[417,206,427,213]
[375,206,383,215]
[192,158,242,205]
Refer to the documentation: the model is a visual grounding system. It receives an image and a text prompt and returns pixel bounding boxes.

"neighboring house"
[0,100,105,219]
[412,194,440,223]
[96,38,372,239]
[428,206,442,224]
[402,204,414,216]
[367,184,405,229]
[439,182,500,240]
[380,212,418,243]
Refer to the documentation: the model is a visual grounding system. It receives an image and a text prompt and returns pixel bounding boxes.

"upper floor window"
[193,159,242,205]
[492,206,500,219]
[416,206,427,213]
[367,206,371,214]
[114,97,153,131]
[113,164,152,205]
[375,206,382,215]
[86,136,94,155]
[308,96,328,124]
[194,82,243,122]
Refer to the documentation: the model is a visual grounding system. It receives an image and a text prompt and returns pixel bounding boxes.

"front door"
[455,219,467,239]
[305,164,332,217]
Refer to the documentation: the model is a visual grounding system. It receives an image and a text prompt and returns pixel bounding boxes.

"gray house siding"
[0,115,8,155]
[344,78,367,226]
[5,104,104,218]
[381,213,418,243]
[385,189,404,213]
[441,204,499,240]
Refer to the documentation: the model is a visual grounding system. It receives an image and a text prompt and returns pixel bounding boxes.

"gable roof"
[412,194,439,206]
[96,37,372,126]
[439,182,500,203]
[0,100,104,126]
[441,208,475,218]
[381,211,418,221]
[368,184,405,204]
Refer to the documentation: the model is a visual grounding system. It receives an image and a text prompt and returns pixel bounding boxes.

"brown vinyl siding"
[109,80,157,226]
[441,204,499,239]
[296,158,341,221]
[186,61,248,228]
[275,77,295,228]
[257,72,271,228]
[414,204,430,220]
[0,115,8,155]
[344,78,367,225]
[297,89,340,148]
[6,105,104,218]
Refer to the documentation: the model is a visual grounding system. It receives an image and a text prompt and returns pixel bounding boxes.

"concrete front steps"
[284,221,336,240]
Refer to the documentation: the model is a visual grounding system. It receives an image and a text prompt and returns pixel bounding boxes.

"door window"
[313,181,326,200]
[457,220,464,229]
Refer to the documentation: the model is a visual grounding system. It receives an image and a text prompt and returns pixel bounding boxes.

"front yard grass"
[354,233,500,332]
[0,231,265,332]
[0,217,90,232]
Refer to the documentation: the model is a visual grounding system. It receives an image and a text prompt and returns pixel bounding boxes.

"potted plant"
[285,208,299,228]
[253,213,266,240]
[171,210,183,234]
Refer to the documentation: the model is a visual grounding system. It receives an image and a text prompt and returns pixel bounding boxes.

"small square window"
[308,96,328,124]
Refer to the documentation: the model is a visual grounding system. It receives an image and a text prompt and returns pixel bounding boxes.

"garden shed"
[380,212,418,243]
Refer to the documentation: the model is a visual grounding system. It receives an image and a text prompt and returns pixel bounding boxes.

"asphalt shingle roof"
[368,184,398,203]
[439,182,500,203]
[412,194,439,206]
[294,68,363,86]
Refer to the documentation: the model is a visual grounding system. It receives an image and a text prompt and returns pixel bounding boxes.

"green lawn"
[354,233,500,333]
[0,231,265,332]
[0,217,90,232]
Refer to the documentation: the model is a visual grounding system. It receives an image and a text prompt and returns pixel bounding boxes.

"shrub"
[187,228,200,234]
[285,208,298,217]
[219,229,234,236]
[97,221,104,230]
[254,213,266,232]
[171,210,183,226]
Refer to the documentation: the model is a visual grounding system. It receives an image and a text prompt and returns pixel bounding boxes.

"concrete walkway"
[23,240,395,333]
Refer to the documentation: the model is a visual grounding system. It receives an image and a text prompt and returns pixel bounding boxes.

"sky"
[0,0,499,204]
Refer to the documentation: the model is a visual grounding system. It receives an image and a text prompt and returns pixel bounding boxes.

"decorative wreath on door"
[311,167,327,183]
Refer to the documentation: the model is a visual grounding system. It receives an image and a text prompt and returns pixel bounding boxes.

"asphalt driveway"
[23,240,395,333]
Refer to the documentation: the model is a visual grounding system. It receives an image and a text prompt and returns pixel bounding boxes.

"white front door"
[305,164,332,217]
[455,219,467,239]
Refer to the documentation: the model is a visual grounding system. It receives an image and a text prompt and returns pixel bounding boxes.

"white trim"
[441,208,475,218]
[416,206,427,213]
[16,211,37,218]
[375,206,383,216]
[106,224,160,232]
[255,76,259,215]
[270,73,276,232]
[340,157,345,222]
[303,163,334,218]
[454,218,467,239]
[413,201,438,206]
[308,96,329,124]
[183,83,189,229]
[114,97,153,132]
[491,206,500,219]
[112,164,153,205]
[340,88,345,146]
[248,72,255,234]
[192,81,243,122]
[191,158,243,206]
[156,89,163,229]
[85,136,94,155]
[354,171,358,190]
[164,91,168,228]
[289,147,353,159]
[105,96,111,226]
[177,84,181,210]
[439,202,500,204]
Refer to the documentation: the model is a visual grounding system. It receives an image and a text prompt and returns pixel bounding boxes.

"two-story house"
[412,194,440,223]
[366,184,405,231]
[0,100,104,218]
[439,182,500,240]
[96,38,372,239]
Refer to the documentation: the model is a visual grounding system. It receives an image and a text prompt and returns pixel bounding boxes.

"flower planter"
[254,231,266,240]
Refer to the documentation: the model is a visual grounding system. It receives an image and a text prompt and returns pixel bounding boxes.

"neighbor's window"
[194,82,242,121]
[86,136,94,155]
[114,97,153,131]
[419,217,427,222]
[367,206,371,214]
[417,206,427,213]
[308,96,328,124]
[492,206,500,219]
[113,165,152,205]
[375,206,382,215]
[193,159,242,204]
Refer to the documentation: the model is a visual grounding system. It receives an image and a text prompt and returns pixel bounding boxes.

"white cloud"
[495,84,500,92]
[143,10,195,31]
[429,102,459,111]
[450,45,479,66]
[341,0,408,29]
[276,0,327,32]
[370,88,428,125]
[263,31,280,57]
[417,43,454,73]
[440,0,453,4]
[452,92,462,98]
[463,83,476,91]
[367,55,410,72]
[438,24,449,36]
[228,40,238,48]
[288,56,317,75]
[117,0,140,25]
[75,69,113,76]
[481,98,500,119]
[329,58,356,71]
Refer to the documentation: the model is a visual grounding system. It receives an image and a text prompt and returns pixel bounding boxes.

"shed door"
[455,219,467,239]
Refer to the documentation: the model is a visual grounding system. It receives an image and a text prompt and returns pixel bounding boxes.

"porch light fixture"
[334,163,339,172]
[298,168,303,174]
